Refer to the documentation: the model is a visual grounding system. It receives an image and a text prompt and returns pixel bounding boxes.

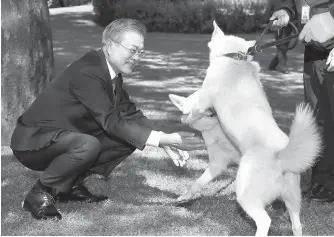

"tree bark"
[1,0,54,145]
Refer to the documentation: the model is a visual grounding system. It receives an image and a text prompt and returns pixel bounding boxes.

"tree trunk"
[1,0,54,145]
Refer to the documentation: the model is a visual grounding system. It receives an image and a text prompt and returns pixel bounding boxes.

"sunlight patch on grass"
[261,70,302,81]
[1,146,12,155]
[137,169,187,194]
[125,76,203,90]
[273,110,294,121]
[184,157,209,171]
[1,178,13,187]
[2,212,22,224]
[63,212,95,228]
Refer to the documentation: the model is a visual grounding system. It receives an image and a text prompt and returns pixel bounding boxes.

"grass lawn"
[1,4,334,236]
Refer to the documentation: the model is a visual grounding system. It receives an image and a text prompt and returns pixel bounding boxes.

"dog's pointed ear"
[212,20,224,38]
[169,94,185,111]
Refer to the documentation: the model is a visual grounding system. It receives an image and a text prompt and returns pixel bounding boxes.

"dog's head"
[208,21,256,61]
[169,93,219,132]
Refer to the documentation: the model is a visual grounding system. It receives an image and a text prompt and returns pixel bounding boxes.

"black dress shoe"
[23,180,62,220]
[309,187,334,203]
[58,184,108,203]
[303,183,324,198]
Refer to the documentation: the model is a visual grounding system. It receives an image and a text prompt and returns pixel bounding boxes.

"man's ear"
[212,20,225,39]
[169,94,186,112]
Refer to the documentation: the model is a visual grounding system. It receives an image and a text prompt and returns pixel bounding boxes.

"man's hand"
[299,12,334,43]
[327,48,334,72]
[163,146,189,167]
[270,9,290,28]
[159,131,205,151]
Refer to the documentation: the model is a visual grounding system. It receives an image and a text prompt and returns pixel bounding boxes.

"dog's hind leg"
[238,199,271,236]
[281,173,302,236]
[177,143,230,202]
[236,151,272,236]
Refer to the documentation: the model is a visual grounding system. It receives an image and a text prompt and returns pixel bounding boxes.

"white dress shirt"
[105,58,162,147]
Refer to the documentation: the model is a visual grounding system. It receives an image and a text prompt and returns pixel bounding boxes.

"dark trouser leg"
[269,54,279,70]
[302,47,329,190]
[276,47,289,73]
[312,70,334,189]
[13,131,101,193]
[277,47,287,67]
[83,131,136,178]
[303,46,328,123]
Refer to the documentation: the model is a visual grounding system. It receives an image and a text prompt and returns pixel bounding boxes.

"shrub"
[93,0,268,34]
[48,0,92,8]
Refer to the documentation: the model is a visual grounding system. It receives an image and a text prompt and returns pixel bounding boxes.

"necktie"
[114,73,122,106]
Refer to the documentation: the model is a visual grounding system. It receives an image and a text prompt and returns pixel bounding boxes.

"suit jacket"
[11,49,153,151]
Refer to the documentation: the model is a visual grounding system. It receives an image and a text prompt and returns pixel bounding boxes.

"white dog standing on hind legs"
[169,21,322,236]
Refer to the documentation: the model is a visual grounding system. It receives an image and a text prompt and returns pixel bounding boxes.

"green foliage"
[93,0,269,34]
[48,0,92,8]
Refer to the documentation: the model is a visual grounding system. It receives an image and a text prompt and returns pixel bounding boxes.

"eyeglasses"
[108,40,146,58]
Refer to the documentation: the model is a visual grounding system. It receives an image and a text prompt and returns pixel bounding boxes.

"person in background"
[270,0,334,203]
[10,18,205,220]
[267,0,302,74]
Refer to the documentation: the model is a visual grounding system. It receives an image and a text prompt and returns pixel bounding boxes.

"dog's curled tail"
[278,103,322,173]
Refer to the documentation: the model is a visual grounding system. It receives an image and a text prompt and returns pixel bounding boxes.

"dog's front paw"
[163,146,189,167]
[182,110,206,125]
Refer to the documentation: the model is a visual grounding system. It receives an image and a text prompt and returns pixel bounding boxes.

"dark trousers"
[303,45,334,189]
[13,131,136,193]
[312,69,334,189]
[303,46,329,123]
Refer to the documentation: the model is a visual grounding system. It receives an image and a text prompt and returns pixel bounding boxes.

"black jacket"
[11,49,153,151]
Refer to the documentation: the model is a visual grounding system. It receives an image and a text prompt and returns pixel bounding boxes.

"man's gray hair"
[102,18,147,45]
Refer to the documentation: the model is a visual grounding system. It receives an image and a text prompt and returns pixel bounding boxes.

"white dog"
[169,21,321,236]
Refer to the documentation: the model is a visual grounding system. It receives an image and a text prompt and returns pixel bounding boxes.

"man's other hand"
[299,12,334,43]
[270,9,290,28]
[160,131,206,151]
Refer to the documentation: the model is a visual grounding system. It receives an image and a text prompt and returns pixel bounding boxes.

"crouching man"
[10,18,205,220]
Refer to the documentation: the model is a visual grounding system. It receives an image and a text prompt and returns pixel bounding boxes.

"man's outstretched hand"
[160,131,206,151]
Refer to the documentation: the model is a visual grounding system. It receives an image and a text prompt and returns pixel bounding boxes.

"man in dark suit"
[10,18,205,220]
[270,0,334,202]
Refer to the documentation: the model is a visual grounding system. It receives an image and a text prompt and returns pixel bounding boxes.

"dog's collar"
[223,52,248,61]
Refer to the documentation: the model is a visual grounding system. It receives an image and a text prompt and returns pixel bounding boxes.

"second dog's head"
[169,93,219,132]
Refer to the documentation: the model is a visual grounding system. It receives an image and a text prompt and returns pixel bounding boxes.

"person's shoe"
[58,184,108,203]
[81,173,110,197]
[22,180,62,220]
[303,183,324,198]
[309,187,334,203]
[275,65,290,74]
